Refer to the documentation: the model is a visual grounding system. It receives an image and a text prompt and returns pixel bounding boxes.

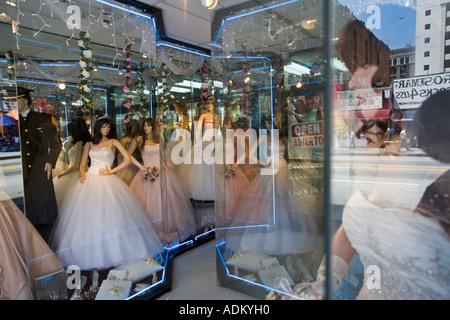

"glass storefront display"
[0,0,448,302]
[212,0,449,300]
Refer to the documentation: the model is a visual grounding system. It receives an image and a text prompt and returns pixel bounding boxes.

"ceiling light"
[284,62,310,76]
[296,79,302,88]
[58,81,66,90]
[201,0,218,10]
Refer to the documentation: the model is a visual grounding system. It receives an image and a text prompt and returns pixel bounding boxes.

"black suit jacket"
[19,110,62,226]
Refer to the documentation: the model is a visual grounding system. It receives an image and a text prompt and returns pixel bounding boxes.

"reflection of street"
[331,147,448,211]
[0,152,23,204]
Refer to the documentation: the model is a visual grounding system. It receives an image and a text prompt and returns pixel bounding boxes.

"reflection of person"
[128,118,197,244]
[337,19,391,149]
[413,90,450,237]
[280,92,450,300]
[49,116,163,270]
[53,117,90,210]
[1,87,62,242]
[226,119,313,256]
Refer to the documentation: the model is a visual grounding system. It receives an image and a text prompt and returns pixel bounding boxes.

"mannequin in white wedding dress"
[49,116,164,271]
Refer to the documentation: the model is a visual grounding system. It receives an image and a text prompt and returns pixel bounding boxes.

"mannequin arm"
[127,137,145,171]
[79,142,91,183]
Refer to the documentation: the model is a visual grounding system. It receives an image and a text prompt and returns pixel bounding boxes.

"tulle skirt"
[226,165,306,255]
[53,170,80,211]
[130,164,197,244]
[223,165,250,224]
[0,192,63,300]
[49,172,164,271]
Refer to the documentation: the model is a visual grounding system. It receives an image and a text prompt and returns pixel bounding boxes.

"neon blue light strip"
[214,55,270,61]
[125,278,164,300]
[194,228,215,241]
[226,0,301,21]
[157,43,211,58]
[14,36,63,50]
[165,240,194,251]
[215,224,269,231]
[5,78,106,91]
[232,66,270,74]
[94,0,153,20]
[39,63,76,67]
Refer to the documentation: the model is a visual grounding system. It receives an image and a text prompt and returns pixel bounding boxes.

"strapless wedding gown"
[343,191,450,299]
[49,146,164,271]
[189,120,216,201]
[129,144,197,244]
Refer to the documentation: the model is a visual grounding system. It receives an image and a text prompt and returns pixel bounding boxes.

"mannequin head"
[1,86,32,114]
[92,116,116,144]
[69,116,91,145]
[139,118,158,148]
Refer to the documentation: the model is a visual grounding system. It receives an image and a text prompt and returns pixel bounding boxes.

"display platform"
[216,229,324,300]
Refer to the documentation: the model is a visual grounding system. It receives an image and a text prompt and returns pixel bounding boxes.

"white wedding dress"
[53,143,80,210]
[49,146,164,271]
[342,191,450,299]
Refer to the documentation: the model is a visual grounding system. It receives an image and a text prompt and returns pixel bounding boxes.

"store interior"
[0,0,408,300]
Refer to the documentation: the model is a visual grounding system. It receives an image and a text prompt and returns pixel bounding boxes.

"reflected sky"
[338,0,416,49]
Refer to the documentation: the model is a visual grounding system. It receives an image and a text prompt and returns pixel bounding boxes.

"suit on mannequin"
[2,87,61,242]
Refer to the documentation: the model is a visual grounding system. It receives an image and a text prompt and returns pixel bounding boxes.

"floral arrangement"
[78,31,94,111]
[200,60,209,104]
[122,39,134,124]
[135,61,148,119]
[5,50,15,81]
[34,98,54,114]
[142,166,159,182]
[225,165,236,179]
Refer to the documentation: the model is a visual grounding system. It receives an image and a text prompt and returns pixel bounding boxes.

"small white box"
[95,280,132,300]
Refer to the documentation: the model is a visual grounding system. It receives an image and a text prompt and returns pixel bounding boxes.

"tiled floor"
[156,240,256,300]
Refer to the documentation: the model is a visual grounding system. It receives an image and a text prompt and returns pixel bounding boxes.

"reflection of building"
[415,0,450,75]
[389,45,415,83]
[338,19,390,87]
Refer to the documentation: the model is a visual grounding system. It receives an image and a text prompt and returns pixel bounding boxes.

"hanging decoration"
[5,50,15,82]
[78,31,94,112]
[241,41,252,116]
[200,60,209,106]
[135,62,149,119]
[122,39,134,124]
[160,62,172,125]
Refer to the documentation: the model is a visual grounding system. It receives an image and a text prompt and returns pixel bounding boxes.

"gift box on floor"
[95,280,132,300]
[257,265,294,289]
[226,252,274,273]
[112,258,163,283]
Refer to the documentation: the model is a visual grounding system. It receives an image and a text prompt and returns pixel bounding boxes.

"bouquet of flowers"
[142,167,159,182]
[225,165,236,179]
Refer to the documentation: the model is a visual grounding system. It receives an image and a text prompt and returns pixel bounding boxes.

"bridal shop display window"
[0,0,175,300]
[329,0,450,300]
[213,0,450,300]
[212,0,328,299]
